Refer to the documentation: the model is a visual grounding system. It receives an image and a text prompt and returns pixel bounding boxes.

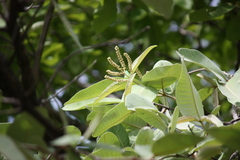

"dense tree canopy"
[0,0,240,159]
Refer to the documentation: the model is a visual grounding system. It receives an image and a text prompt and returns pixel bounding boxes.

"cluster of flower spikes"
[104,46,142,82]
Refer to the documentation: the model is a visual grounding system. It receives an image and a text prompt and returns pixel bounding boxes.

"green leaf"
[131,45,157,73]
[196,146,222,160]
[7,112,46,148]
[152,134,203,156]
[93,0,117,33]
[177,48,227,83]
[142,64,182,89]
[176,58,204,120]
[92,103,133,137]
[135,126,154,145]
[134,127,154,158]
[123,73,136,98]
[63,97,121,111]
[52,0,82,48]
[141,0,173,18]
[108,124,130,148]
[66,125,82,136]
[226,16,240,42]
[201,114,223,127]
[122,113,147,131]
[209,4,235,18]
[94,81,127,105]
[153,60,173,68]
[207,122,240,150]
[216,69,240,105]
[189,8,211,22]
[97,132,121,147]
[0,135,29,160]
[64,79,114,105]
[169,106,179,133]
[135,108,168,132]
[125,93,158,111]
[0,123,11,134]
[211,105,221,116]
[51,134,81,146]
[198,87,213,101]
[131,85,158,102]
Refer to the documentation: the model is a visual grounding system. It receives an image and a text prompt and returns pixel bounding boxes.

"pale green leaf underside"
[131,85,157,102]
[131,45,157,73]
[177,48,227,83]
[152,134,203,156]
[64,79,114,105]
[169,106,179,133]
[93,81,126,105]
[135,108,168,132]
[142,64,181,89]
[92,103,133,137]
[216,69,240,105]
[125,93,158,111]
[176,58,204,119]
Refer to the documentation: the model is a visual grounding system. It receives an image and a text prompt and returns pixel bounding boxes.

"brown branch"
[153,102,174,110]
[27,1,55,96]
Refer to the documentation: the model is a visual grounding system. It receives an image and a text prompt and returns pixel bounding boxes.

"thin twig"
[27,1,54,96]
[153,102,174,110]
[42,60,97,103]
[188,68,207,74]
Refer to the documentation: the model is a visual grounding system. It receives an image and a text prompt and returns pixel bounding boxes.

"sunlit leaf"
[125,93,158,111]
[142,64,182,89]
[64,79,114,105]
[215,69,240,105]
[169,106,179,133]
[134,127,154,158]
[152,134,203,156]
[198,87,214,101]
[123,73,136,98]
[176,58,204,120]
[94,81,127,105]
[131,45,157,73]
[177,48,227,83]
[196,146,222,160]
[201,114,223,127]
[51,134,80,146]
[131,85,158,101]
[135,108,168,132]
[92,103,133,137]
[63,97,121,111]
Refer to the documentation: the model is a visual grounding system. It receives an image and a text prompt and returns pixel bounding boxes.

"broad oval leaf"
[92,103,133,137]
[93,81,127,105]
[134,127,154,158]
[135,108,169,132]
[63,97,121,111]
[152,134,203,156]
[64,79,114,105]
[215,69,240,105]
[131,85,158,101]
[125,93,158,111]
[131,45,157,73]
[142,64,182,89]
[207,122,240,150]
[176,58,204,119]
[177,48,227,83]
